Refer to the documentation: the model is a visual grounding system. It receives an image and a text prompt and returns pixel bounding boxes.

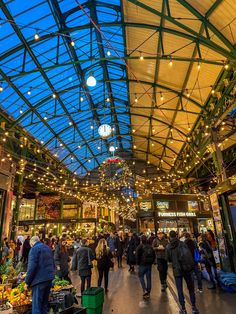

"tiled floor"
[70,263,236,314]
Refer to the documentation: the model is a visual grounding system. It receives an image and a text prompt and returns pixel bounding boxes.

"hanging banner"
[82,201,97,219]
[37,195,60,220]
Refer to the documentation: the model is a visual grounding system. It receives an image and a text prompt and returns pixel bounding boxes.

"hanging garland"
[99,157,131,190]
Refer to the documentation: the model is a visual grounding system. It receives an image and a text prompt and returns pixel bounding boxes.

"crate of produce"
[12,304,32,314]
[82,287,104,309]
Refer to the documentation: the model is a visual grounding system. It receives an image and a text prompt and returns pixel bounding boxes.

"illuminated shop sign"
[158,212,196,217]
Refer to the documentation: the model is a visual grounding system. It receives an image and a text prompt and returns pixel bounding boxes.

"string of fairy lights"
[0,3,235,209]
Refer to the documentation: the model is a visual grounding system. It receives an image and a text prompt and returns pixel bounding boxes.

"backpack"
[194,247,201,263]
[142,245,155,264]
[177,242,195,273]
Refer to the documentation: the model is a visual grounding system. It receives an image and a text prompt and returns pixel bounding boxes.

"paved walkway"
[70,263,236,314]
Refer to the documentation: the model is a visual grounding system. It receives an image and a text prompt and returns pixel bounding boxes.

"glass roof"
[0,0,130,176]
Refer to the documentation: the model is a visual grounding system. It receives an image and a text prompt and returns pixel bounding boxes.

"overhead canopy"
[0,0,236,178]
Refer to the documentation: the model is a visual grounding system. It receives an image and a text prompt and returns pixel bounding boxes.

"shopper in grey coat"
[72,239,94,294]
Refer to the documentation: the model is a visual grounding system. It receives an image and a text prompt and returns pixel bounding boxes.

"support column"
[58,193,64,235]
[11,172,24,240]
[211,129,227,182]
[32,191,39,236]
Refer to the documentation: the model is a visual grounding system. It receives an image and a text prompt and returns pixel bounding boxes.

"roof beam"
[127,0,236,58]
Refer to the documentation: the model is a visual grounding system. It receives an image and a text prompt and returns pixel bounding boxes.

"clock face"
[98,124,112,138]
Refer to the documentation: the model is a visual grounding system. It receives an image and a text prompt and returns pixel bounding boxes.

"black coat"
[126,236,138,265]
[72,245,94,277]
[96,248,113,270]
[115,237,125,256]
[54,245,69,278]
[184,238,195,259]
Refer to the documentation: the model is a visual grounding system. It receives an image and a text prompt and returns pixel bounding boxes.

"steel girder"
[0,1,100,168]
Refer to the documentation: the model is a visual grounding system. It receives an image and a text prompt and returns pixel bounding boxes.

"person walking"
[25,236,55,314]
[152,231,169,291]
[184,233,203,293]
[72,238,94,295]
[126,230,138,272]
[167,231,199,314]
[115,232,125,268]
[54,238,71,283]
[22,236,31,264]
[15,238,22,262]
[95,238,113,293]
[136,235,155,299]
[107,232,116,269]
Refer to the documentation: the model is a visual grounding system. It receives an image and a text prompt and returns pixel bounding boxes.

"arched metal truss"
[0,0,235,177]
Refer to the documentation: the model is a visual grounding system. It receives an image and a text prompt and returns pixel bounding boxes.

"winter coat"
[167,238,193,277]
[54,245,69,278]
[152,237,168,260]
[136,244,155,266]
[96,247,113,270]
[115,237,125,257]
[22,239,31,258]
[72,245,94,277]
[25,241,55,287]
[184,238,195,259]
[107,236,116,253]
[126,236,138,265]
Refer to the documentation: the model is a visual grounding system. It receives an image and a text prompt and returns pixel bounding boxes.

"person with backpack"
[136,235,155,299]
[152,231,169,292]
[167,231,199,314]
[184,233,203,293]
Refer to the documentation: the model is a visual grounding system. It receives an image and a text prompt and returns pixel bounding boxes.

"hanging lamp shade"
[86,72,96,87]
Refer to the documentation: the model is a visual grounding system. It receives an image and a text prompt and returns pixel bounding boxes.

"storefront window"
[19,198,35,221]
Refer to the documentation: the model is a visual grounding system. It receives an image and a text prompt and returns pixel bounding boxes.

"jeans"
[193,264,202,290]
[98,268,109,290]
[138,265,152,293]
[32,281,52,314]
[175,273,196,309]
[80,276,91,293]
[156,258,168,284]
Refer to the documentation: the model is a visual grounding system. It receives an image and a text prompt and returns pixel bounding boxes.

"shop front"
[153,193,213,235]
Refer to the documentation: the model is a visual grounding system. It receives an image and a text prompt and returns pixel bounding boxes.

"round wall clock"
[98,124,112,138]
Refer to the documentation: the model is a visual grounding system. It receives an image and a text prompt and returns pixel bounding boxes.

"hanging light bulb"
[106,97,110,102]
[160,92,164,101]
[224,62,229,70]
[86,72,96,87]
[107,50,111,56]
[20,107,23,114]
[71,40,75,47]
[52,93,56,98]
[0,83,3,92]
[197,62,201,70]
[27,87,32,95]
[80,96,84,102]
[169,56,173,67]
[140,52,144,61]
[186,89,190,98]
[34,33,39,40]
[135,94,138,103]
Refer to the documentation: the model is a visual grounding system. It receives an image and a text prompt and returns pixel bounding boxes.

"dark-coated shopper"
[95,238,113,293]
[167,231,199,314]
[72,238,94,294]
[126,230,138,272]
[54,238,71,283]
[152,231,169,291]
[25,236,55,314]
[136,235,155,299]
[184,233,202,292]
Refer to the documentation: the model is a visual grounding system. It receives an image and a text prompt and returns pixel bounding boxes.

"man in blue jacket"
[25,236,55,314]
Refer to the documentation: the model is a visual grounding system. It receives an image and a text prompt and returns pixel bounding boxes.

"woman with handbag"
[95,238,113,293]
